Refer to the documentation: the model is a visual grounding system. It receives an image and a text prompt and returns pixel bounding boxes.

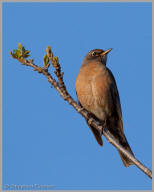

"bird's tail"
[107,116,135,167]
[118,138,135,167]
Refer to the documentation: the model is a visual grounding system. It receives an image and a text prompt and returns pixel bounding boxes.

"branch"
[10,44,152,179]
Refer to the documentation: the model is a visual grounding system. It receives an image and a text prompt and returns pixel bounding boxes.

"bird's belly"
[76,77,109,121]
[78,93,107,120]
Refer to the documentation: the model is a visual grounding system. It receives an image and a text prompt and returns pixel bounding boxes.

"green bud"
[18,43,23,51]
[53,56,59,63]
[43,54,50,67]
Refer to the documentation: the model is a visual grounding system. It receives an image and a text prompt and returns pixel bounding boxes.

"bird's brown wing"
[107,68,123,134]
[107,68,134,167]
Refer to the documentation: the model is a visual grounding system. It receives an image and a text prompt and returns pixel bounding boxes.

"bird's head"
[83,48,112,65]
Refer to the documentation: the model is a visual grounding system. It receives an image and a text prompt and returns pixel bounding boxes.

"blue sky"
[2,2,152,190]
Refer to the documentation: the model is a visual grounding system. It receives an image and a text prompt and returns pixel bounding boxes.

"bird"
[75,48,134,167]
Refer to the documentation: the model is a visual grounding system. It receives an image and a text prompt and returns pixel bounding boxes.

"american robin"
[75,48,134,167]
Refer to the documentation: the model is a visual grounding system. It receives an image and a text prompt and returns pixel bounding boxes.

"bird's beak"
[101,48,112,56]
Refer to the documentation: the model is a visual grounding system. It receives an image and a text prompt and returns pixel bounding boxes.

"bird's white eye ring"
[92,52,96,56]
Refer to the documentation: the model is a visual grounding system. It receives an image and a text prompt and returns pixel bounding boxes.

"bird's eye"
[91,52,97,56]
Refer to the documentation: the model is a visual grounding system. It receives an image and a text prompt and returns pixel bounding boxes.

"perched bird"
[75,48,134,167]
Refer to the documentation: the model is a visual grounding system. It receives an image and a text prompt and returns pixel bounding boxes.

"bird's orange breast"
[75,62,113,120]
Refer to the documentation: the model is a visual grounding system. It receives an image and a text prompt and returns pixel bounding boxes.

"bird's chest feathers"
[76,63,112,119]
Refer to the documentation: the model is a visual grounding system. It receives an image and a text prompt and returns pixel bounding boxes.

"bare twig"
[11,44,152,179]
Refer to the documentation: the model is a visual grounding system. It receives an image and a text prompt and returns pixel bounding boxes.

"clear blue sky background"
[2,2,152,190]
